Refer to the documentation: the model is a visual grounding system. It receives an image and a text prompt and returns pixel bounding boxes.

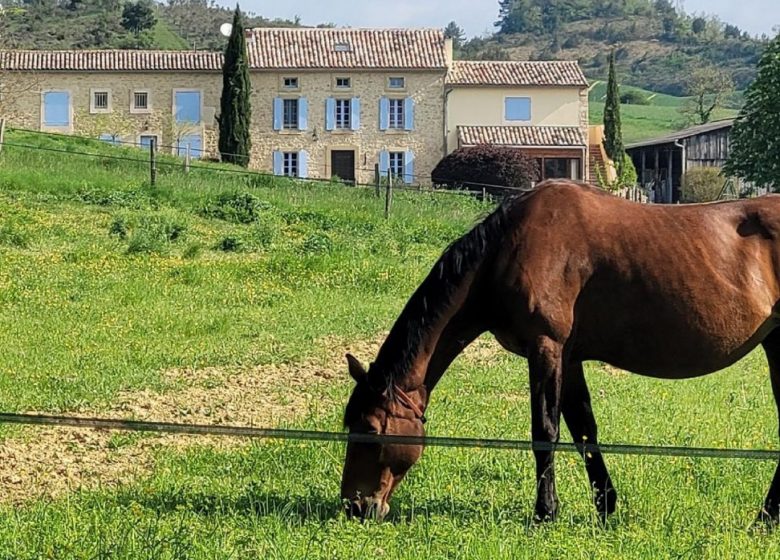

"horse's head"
[340,353,427,521]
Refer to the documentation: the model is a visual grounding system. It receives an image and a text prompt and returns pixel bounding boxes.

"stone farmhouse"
[0,28,589,185]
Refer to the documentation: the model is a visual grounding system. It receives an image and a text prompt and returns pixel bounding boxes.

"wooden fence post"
[0,119,5,154]
[149,137,157,186]
[184,144,191,173]
[385,169,393,219]
[374,163,380,198]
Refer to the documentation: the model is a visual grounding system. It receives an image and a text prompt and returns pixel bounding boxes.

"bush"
[681,167,724,203]
[301,233,333,255]
[432,145,540,196]
[620,90,651,105]
[200,191,271,224]
[215,235,246,253]
[124,211,188,254]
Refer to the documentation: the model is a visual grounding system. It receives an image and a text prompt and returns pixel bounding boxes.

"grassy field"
[588,82,740,143]
[1,131,780,558]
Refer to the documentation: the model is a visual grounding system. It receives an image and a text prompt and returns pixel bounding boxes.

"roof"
[458,125,587,148]
[447,60,587,87]
[0,50,224,72]
[626,119,735,149]
[245,28,448,69]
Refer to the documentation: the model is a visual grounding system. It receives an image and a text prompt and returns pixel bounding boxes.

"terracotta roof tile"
[0,50,224,72]
[246,28,448,69]
[458,126,586,147]
[447,60,587,87]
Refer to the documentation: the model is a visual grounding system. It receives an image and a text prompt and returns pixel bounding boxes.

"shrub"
[0,220,31,248]
[125,211,188,254]
[431,145,540,196]
[215,235,246,252]
[681,167,724,203]
[200,191,270,224]
[620,90,651,105]
[301,233,333,255]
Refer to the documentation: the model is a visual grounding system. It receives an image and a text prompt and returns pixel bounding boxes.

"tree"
[603,50,625,166]
[724,35,780,190]
[680,65,734,125]
[120,0,156,36]
[432,145,540,196]
[217,5,252,167]
[691,17,706,35]
[444,21,466,50]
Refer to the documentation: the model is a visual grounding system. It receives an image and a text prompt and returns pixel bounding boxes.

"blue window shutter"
[379,97,390,131]
[298,98,309,131]
[404,150,415,184]
[351,97,361,131]
[325,98,335,131]
[43,92,70,126]
[99,133,113,143]
[298,150,309,179]
[404,97,415,131]
[273,151,283,175]
[273,98,283,130]
[175,91,201,124]
[379,150,390,175]
[181,134,203,159]
[505,97,531,121]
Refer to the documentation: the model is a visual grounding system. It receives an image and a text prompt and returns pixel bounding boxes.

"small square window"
[133,91,149,110]
[335,77,351,89]
[93,91,109,110]
[283,77,299,89]
[505,97,532,121]
[388,77,405,89]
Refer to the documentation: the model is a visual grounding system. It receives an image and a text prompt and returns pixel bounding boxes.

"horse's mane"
[369,190,534,391]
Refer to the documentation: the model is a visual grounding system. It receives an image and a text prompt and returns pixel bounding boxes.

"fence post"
[374,163,380,198]
[184,144,191,173]
[385,169,393,219]
[149,137,157,186]
[0,119,5,154]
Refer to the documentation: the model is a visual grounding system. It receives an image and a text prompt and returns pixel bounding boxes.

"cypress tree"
[603,50,624,166]
[218,5,251,167]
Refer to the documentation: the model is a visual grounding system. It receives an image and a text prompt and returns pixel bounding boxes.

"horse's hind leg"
[561,361,616,520]
[759,329,780,524]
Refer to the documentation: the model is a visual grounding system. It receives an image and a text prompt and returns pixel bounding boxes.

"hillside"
[460,0,768,96]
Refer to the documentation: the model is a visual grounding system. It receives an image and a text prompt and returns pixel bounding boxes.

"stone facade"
[3,71,223,156]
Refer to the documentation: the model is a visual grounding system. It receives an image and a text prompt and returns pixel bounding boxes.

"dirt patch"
[0,359,338,505]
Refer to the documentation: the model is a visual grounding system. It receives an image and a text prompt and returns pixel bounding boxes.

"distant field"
[588,81,740,143]
[0,131,778,558]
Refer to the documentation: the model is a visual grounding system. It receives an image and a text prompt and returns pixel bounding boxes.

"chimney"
[444,37,454,66]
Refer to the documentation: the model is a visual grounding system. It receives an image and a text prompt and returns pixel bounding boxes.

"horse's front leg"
[528,335,564,521]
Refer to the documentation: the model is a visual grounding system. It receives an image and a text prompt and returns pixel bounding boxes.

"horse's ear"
[346,353,367,383]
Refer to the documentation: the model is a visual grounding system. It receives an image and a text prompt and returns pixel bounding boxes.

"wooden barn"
[626,119,733,203]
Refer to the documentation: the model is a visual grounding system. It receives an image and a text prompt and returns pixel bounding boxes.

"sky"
[235,0,778,39]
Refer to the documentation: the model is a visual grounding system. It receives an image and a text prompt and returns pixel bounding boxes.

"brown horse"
[341,180,780,523]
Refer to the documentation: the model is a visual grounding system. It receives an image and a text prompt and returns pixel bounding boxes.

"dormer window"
[334,42,351,52]
[283,77,299,89]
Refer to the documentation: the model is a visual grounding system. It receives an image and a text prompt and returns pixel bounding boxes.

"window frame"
[131,89,151,114]
[282,76,300,91]
[172,89,203,125]
[388,98,404,130]
[334,98,351,130]
[334,76,352,90]
[387,76,406,91]
[504,96,532,122]
[283,151,299,177]
[282,98,300,130]
[138,133,160,151]
[90,88,111,114]
[388,151,405,178]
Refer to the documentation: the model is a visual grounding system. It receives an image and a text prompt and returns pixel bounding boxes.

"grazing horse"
[341,180,780,523]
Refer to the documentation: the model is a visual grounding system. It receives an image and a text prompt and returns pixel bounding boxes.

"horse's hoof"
[755,508,780,529]
[595,487,617,518]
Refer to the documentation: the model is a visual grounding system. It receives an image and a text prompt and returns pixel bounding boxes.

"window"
[99,133,120,145]
[132,91,149,111]
[283,152,298,177]
[389,152,404,178]
[335,99,351,129]
[388,77,405,89]
[334,42,351,52]
[335,77,351,89]
[42,91,70,127]
[505,97,531,121]
[174,91,202,124]
[283,99,299,129]
[175,134,203,159]
[139,135,158,150]
[283,77,299,89]
[388,98,404,129]
[90,89,111,113]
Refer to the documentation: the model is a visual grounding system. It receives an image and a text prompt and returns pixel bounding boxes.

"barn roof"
[626,119,735,149]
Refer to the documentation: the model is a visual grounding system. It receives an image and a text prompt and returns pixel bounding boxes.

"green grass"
[1,130,779,558]
[588,81,740,143]
[151,19,190,50]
